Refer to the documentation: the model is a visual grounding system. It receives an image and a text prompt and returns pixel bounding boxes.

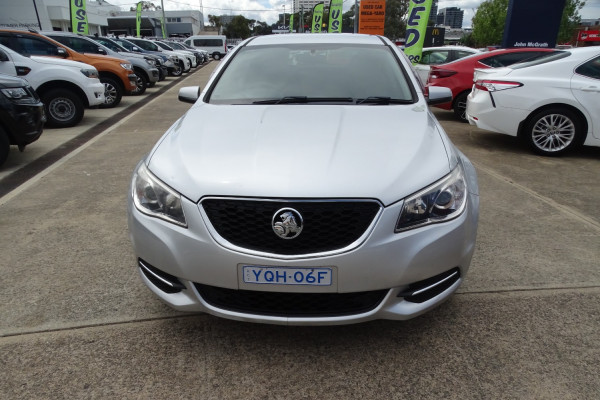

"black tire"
[213,52,221,61]
[99,77,122,108]
[524,107,584,156]
[453,91,469,122]
[169,65,182,77]
[40,88,84,128]
[130,70,147,95]
[0,126,9,167]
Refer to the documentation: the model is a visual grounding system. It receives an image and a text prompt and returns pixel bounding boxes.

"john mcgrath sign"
[502,0,566,49]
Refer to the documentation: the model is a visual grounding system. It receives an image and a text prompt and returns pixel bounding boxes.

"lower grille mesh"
[195,284,388,317]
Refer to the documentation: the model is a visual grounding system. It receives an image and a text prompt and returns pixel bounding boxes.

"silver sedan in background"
[127,34,479,325]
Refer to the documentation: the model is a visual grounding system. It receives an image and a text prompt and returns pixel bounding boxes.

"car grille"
[201,199,381,255]
[195,284,389,317]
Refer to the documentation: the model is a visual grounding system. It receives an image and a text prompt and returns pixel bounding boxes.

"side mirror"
[178,86,201,104]
[426,86,452,105]
[57,47,68,58]
[98,47,107,55]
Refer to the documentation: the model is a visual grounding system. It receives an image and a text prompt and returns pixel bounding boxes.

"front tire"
[130,70,147,95]
[99,77,123,108]
[453,91,469,122]
[40,88,84,128]
[524,108,583,156]
[0,126,9,167]
[169,65,182,77]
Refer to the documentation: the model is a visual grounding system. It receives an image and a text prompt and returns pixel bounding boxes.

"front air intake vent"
[138,259,185,294]
[398,268,461,303]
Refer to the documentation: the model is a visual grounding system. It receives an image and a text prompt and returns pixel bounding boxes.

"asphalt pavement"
[1,61,599,399]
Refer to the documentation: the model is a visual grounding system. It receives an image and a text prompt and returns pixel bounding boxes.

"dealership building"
[0,0,204,37]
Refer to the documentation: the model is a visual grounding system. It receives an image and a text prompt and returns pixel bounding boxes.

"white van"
[184,35,227,60]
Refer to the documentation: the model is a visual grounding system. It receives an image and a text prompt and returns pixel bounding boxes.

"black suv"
[0,73,45,167]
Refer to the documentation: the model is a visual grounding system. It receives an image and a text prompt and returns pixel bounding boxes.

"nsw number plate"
[242,265,333,286]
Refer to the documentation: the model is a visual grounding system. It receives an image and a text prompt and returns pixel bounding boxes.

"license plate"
[242,265,333,286]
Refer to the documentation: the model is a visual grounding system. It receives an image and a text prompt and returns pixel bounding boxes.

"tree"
[384,0,410,40]
[224,15,252,39]
[208,15,222,31]
[558,0,585,44]
[471,0,509,46]
[253,21,272,35]
[129,1,161,11]
[342,6,355,33]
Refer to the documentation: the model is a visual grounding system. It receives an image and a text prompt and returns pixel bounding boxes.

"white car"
[467,47,600,155]
[0,43,104,127]
[127,34,479,326]
[412,46,480,83]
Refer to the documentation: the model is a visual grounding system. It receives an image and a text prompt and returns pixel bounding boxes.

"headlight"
[144,57,156,66]
[120,63,133,70]
[132,163,187,227]
[80,68,99,79]
[395,164,467,232]
[1,87,37,104]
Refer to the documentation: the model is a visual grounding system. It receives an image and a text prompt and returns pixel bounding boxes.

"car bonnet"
[147,104,452,206]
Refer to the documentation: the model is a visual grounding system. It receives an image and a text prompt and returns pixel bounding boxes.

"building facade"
[437,7,464,29]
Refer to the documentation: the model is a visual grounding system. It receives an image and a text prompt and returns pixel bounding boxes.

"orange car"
[0,29,136,108]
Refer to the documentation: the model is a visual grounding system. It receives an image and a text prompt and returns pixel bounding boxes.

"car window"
[155,42,173,51]
[510,51,568,69]
[208,43,415,105]
[95,38,122,52]
[575,56,600,80]
[131,39,158,52]
[11,36,60,56]
[420,50,449,65]
[49,36,99,54]
[479,51,548,67]
[456,50,475,59]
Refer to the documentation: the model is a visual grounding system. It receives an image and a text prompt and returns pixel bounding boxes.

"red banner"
[578,30,600,42]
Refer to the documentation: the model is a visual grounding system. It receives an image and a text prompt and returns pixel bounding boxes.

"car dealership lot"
[1,61,599,398]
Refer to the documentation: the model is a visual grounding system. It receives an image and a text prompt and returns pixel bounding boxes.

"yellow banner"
[70,0,89,35]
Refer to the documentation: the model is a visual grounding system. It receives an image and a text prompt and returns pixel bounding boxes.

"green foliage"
[223,15,252,39]
[471,0,509,46]
[558,0,585,44]
[384,0,409,40]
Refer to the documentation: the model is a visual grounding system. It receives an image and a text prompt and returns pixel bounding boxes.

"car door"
[415,49,451,83]
[571,55,600,139]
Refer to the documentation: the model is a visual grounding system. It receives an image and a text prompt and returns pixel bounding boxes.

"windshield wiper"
[356,97,413,105]
[253,96,354,105]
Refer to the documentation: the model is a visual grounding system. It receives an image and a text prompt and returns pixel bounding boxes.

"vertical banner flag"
[70,0,89,35]
[328,0,343,33]
[358,0,386,35]
[136,2,143,37]
[161,13,166,38]
[312,3,324,33]
[404,0,433,65]
[289,14,294,33]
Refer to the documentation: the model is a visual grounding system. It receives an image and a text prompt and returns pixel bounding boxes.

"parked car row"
[419,44,600,155]
[0,29,210,167]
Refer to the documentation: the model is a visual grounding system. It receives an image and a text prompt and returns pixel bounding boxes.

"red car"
[427,48,556,121]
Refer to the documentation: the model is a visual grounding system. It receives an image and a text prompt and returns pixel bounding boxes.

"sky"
[105,0,600,28]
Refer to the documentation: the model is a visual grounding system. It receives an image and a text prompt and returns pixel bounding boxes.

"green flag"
[311,3,324,33]
[289,14,294,33]
[136,2,143,37]
[70,0,89,35]
[328,0,343,33]
[161,13,166,38]
[404,0,433,65]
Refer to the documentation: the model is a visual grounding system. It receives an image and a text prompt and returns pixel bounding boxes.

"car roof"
[245,33,386,47]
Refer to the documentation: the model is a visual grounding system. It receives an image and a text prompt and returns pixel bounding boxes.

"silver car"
[127,34,479,325]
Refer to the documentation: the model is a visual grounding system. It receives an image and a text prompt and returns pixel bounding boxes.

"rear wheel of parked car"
[180,60,190,73]
[130,70,147,96]
[170,65,182,77]
[524,108,584,156]
[213,52,221,60]
[99,77,122,108]
[0,126,9,167]
[40,88,84,128]
[453,91,469,122]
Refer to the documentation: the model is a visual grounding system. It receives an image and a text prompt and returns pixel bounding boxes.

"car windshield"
[155,42,173,51]
[208,43,415,105]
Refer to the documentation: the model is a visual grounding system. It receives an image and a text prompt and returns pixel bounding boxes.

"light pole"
[283,5,286,28]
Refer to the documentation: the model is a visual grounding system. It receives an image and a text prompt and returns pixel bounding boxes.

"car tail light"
[429,68,457,80]
[474,80,523,92]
